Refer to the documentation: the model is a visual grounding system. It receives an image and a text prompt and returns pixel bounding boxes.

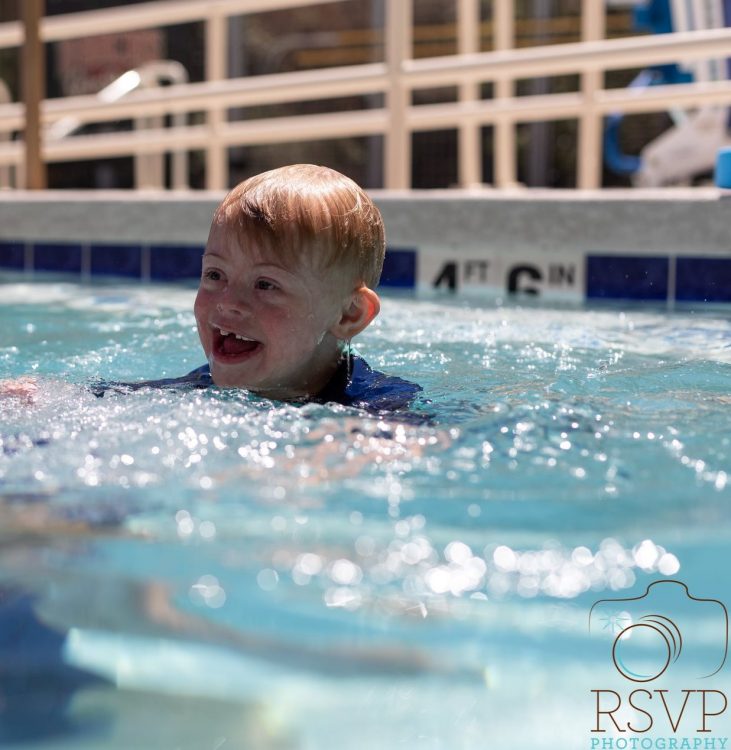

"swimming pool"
[1,276,730,749]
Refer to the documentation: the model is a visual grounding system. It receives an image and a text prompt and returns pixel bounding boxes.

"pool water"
[1,278,731,749]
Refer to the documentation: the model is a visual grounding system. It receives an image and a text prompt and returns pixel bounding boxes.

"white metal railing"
[0,0,730,190]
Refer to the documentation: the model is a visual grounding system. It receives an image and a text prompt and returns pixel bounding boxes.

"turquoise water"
[1,278,731,749]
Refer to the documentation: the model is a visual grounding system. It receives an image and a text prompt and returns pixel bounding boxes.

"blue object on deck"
[715,147,731,188]
[604,0,729,179]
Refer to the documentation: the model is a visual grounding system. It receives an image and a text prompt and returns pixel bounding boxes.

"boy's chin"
[210,368,254,390]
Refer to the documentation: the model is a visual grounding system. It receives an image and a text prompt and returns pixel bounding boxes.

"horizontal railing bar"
[596,78,731,113]
[406,80,731,128]
[0,109,389,165]
[407,94,585,129]
[0,0,345,49]
[0,21,20,49]
[0,63,388,131]
[404,27,731,83]
[408,82,731,132]
[0,103,22,131]
[0,126,211,163]
[1,76,729,161]
[217,108,389,145]
[0,4,637,52]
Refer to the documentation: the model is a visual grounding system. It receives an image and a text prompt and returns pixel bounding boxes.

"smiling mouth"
[212,327,262,362]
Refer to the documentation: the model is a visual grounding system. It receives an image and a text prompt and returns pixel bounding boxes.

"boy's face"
[194,220,350,399]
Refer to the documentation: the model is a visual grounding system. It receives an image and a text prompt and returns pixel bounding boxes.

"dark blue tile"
[379,247,417,288]
[586,255,669,301]
[0,241,25,270]
[90,244,142,278]
[150,245,204,281]
[676,257,731,302]
[33,243,83,274]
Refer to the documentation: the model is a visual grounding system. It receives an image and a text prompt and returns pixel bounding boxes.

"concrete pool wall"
[0,188,729,303]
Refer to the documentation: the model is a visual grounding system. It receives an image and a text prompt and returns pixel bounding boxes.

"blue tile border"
[0,241,25,270]
[676,257,731,303]
[3,242,731,305]
[91,244,143,278]
[0,241,208,281]
[380,247,417,288]
[1,241,419,287]
[586,255,669,301]
[150,244,205,281]
[33,243,83,274]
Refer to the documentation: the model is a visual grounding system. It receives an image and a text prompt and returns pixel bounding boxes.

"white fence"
[0,0,730,190]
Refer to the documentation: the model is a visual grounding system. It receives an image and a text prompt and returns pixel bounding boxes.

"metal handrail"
[0,0,728,189]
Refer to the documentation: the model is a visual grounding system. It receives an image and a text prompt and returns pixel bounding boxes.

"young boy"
[188,163,422,409]
[98,164,421,411]
[1,165,421,411]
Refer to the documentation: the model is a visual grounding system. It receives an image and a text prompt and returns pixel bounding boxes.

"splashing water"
[1,280,730,748]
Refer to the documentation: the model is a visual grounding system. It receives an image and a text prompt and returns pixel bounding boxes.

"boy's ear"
[330,286,380,340]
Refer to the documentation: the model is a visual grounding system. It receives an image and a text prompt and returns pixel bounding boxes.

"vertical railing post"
[205,9,228,190]
[0,79,12,189]
[577,0,605,188]
[134,112,165,188]
[171,110,189,190]
[493,0,516,187]
[457,0,481,187]
[21,0,46,190]
[384,0,411,190]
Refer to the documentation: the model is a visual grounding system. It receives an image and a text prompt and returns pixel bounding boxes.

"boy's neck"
[251,348,348,403]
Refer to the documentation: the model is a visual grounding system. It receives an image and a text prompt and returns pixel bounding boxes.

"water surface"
[1,279,730,748]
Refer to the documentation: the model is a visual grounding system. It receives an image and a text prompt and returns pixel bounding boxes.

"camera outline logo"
[589,579,728,683]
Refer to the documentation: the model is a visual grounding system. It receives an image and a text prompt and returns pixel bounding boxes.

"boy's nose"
[216,294,250,315]
[217,301,242,314]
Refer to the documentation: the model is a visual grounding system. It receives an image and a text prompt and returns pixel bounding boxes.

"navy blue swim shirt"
[91,353,423,414]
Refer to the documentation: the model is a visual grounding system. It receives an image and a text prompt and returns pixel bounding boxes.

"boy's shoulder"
[315,353,422,413]
[90,364,213,396]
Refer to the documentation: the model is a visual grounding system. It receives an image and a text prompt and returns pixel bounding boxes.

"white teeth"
[216,326,255,341]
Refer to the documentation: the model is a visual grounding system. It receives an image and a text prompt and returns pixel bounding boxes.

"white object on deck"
[634,0,730,185]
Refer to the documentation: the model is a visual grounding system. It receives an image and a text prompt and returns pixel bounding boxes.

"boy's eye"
[255,279,278,291]
[203,269,222,281]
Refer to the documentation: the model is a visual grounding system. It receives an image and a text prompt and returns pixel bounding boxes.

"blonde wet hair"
[214,164,385,289]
